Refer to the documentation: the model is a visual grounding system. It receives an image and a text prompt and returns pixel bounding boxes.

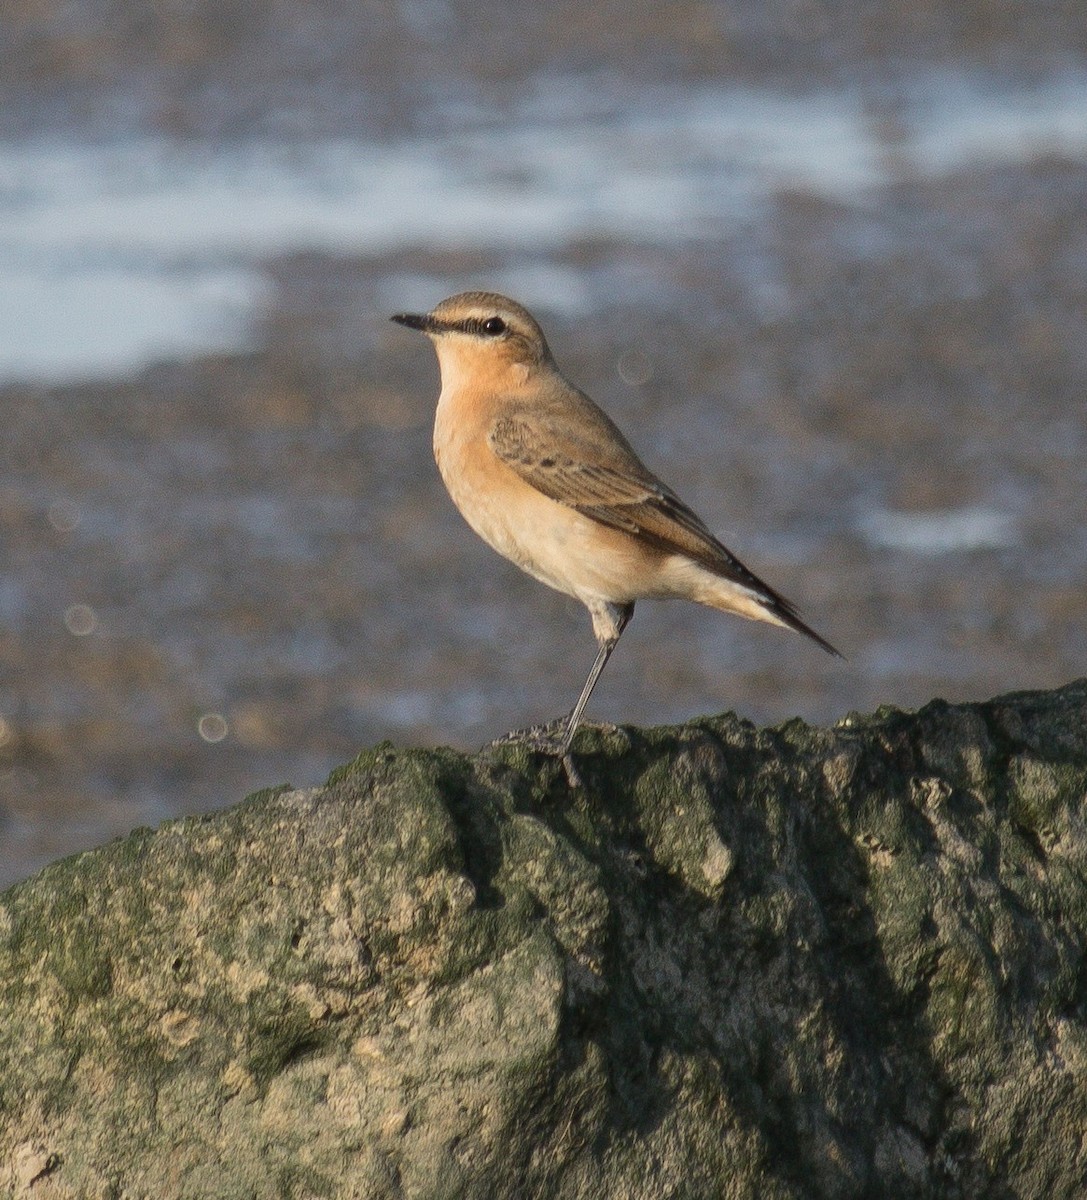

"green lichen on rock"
[3,681,1087,1198]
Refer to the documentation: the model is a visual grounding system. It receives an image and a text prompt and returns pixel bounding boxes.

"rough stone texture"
[3,681,1087,1198]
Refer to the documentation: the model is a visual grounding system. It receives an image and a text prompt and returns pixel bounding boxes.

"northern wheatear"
[392,292,839,773]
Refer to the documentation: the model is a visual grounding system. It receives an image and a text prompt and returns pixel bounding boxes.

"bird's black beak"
[391,312,435,333]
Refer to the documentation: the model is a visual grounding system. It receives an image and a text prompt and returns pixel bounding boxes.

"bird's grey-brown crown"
[392,292,552,362]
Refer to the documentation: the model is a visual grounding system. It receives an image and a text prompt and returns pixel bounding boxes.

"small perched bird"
[392,292,839,774]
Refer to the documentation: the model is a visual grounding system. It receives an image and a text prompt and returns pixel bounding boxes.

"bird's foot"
[486,719,583,788]
[489,717,569,754]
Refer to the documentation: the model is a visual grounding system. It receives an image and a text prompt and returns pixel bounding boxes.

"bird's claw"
[489,718,567,753]
[560,753,584,789]
[486,721,584,787]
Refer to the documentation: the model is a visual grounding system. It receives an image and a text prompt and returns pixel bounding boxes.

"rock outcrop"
[3,682,1087,1198]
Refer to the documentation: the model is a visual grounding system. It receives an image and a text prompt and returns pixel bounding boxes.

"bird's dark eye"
[482,317,506,336]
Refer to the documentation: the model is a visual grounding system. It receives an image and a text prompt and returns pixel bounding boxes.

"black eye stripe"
[453,316,508,336]
[436,315,511,337]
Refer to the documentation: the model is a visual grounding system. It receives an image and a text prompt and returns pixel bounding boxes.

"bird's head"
[392,292,553,387]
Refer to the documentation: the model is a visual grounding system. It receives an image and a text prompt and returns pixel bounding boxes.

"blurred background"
[1,1,1086,886]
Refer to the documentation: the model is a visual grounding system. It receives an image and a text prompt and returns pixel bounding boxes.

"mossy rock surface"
[3,682,1087,1198]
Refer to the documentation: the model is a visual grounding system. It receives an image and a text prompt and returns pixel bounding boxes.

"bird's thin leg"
[557,639,616,757]
[488,603,633,785]
[558,602,634,757]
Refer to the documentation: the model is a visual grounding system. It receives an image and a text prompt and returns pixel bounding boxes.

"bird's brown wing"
[490,410,772,593]
[490,408,842,657]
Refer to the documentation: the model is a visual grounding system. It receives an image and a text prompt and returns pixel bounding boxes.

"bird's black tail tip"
[772,598,843,660]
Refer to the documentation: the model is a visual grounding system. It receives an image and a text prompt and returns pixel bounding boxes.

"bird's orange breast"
[433,383,669,604]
